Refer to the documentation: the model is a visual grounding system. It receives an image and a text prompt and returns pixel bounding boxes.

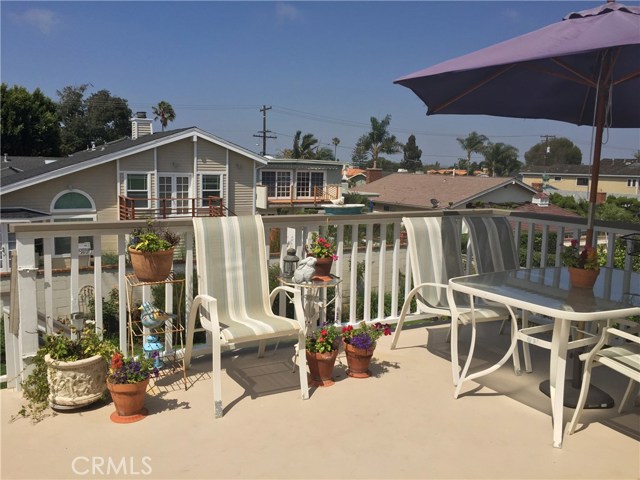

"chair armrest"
[604,327,640,345]
[269,285,305,329]
[189,294,219,333]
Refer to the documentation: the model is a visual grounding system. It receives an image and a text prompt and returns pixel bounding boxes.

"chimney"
[131,112,153,140]
[367,166,383,184]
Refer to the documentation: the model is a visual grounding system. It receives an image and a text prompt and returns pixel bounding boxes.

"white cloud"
[10,8,59,35]
[275,2,302,24]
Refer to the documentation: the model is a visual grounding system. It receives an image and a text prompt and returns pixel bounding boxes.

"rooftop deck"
[2,321,638,479]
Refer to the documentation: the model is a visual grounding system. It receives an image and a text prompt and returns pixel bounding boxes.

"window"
[201,174,222,206]
[628,179,638,187]
[296,172,324,198]
[159,174,190,215]
[576,178,589,186]
[50,190,96,256]
[554,176,562,181]
[261,171,291,198]
[126,174,149,208]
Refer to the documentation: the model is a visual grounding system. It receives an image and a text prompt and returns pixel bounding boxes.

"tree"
[524,137,582,165]
[400,134,423,172]
[423,161,441,171]
[292,131,318,159]
[331,137,340,160]
[353,114,403,168]
[351,135,369,168]
[315,147,335,160]
[482,142,521,176]
[1,83,60,156]
[57,84,132,154]
[456,131,488,172]
[152,101,176,132]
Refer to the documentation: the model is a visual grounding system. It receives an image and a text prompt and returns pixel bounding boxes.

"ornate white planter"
[44,354,108,410]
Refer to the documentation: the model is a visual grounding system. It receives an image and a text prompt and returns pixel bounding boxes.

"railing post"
[16,236,40,389]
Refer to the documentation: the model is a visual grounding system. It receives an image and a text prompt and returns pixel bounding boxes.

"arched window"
[50,190,96,257]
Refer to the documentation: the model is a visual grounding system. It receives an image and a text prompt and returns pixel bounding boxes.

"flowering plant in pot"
[306,232,338,279]
[305,323,342,387]
[106,351,159,423]
[341,321,392,378]
[561,240,602,288]
[128,220,180,282]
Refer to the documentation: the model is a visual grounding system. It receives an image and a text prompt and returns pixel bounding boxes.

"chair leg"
[257,340,266,358]
[520,310,533,373]
[568,358,595,434]
[212,335,223,419]
[297,330,309,400]
[390,292,415,349]
[618,379,639,414]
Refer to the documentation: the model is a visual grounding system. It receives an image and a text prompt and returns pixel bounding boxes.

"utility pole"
[540,134,556,164]
[253,105,276,156]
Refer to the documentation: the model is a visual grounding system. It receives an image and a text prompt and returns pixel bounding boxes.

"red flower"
[321,329,328,336]
[110,352,123,371]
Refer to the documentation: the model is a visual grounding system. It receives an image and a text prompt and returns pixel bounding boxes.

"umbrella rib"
[431,64,516,114]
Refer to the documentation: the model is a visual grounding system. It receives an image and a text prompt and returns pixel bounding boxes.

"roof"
[0,207,51,222]
[352,173,537,209]
[345,167,366,178]
[261,158,345,170]
[1,127,268,193]
[520,159,640,177]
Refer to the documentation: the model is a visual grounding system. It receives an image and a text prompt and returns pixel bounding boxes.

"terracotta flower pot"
[568,267,600,289]
[128,247,174,282]
[313,257,333,279]
[344,343,375,378]
[106,378,149,423]
[306,349,339,387]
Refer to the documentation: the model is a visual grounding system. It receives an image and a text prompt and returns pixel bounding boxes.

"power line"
[253,105,276,156]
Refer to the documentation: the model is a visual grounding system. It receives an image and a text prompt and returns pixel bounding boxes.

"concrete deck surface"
[2,321,639,480]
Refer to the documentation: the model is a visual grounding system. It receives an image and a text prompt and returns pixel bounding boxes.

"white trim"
[199,173,224,206]
[225,149,230,217]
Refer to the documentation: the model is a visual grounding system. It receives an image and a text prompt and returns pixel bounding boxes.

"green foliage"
[89,287,120,336]
[456,131,488,173]
[524,137,582,166]
[152,100,176,131]
[306,323,342,353]
[101,251,119,266]
[340,321,392,350]
[307,232,337,259]
[401,134,423,172]
[129,220,180,252]
[352,115,403,168]
[481,142,521,176]
[107,351,157,384]
[15,349,50,423]
[1,83,61,156]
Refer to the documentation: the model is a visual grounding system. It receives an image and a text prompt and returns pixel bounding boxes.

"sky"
[2,0,639,167]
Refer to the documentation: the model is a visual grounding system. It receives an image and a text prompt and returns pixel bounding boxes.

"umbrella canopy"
[395,2,640,244]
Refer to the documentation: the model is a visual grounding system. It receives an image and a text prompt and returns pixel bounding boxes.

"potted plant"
[106,350,159,423]
[306,232,338,280]
[128,220,180,282]
[560,239,602,288]
[305,322,342,387]
[16,320,117,422]
[341,321,392,378]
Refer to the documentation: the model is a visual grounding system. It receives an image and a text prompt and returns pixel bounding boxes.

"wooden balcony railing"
[266,184,341,206]
[118,195,232,220]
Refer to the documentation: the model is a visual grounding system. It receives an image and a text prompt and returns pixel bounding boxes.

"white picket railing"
[3,209,639,389]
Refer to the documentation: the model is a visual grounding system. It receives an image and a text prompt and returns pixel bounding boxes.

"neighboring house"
[343,167,367,187]
[512,192,582,232]
[256,158,345,214]
[0,114,268,271]
[519,159,640,201]
[351,172,538,211]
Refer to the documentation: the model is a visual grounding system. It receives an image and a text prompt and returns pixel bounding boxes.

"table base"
[539,380,614,409]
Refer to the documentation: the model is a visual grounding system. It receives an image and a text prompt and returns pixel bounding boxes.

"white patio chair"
[184,215,309,418]
[390,216,521,386]
[568,327,640,435]
[464,215,546,373]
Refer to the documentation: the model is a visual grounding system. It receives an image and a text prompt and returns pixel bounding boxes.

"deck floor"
[2,320,639,479]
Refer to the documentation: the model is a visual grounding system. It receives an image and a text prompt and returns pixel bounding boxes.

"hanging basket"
[568,267,600,289]
[306,349,339,387]
[106,378,149,423]
[344,343,375,378]
[128,247,174,282]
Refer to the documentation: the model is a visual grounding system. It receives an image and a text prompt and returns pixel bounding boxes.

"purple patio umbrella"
[395,1,640,246]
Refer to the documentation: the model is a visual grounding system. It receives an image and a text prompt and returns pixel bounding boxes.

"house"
[351,172,538,211]
[0,114,268,270]
[256,158,345,214]
[342,167,367,187]
[519,159,640,201]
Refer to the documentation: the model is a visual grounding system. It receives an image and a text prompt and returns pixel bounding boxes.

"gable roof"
[520,159,640,177]
[1,127,268,193]
[352,173,537,209]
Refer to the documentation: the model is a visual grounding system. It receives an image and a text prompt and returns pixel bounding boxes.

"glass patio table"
[447,266,640,448]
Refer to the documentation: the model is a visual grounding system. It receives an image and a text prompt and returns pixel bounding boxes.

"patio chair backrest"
[193,215,290,341]
[404,216,465,310]
[465,216,520,273]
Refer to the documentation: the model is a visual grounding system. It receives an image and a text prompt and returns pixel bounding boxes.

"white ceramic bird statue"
[293,257,317,283]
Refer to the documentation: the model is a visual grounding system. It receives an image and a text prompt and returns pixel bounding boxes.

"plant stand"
[125,273,187,391]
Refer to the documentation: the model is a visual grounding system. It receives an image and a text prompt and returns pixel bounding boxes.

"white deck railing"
[3,209,639,388]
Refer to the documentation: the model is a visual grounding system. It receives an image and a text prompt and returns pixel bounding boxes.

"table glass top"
[450,267,640,314]
[278,274,342,288]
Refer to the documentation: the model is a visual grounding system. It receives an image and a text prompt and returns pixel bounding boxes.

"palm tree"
[456,131,488,172]
[359,115,402,168]
[331,137,340,159]
[482,142,520,177]
[152,101,176,132]
[292,131,319,159]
